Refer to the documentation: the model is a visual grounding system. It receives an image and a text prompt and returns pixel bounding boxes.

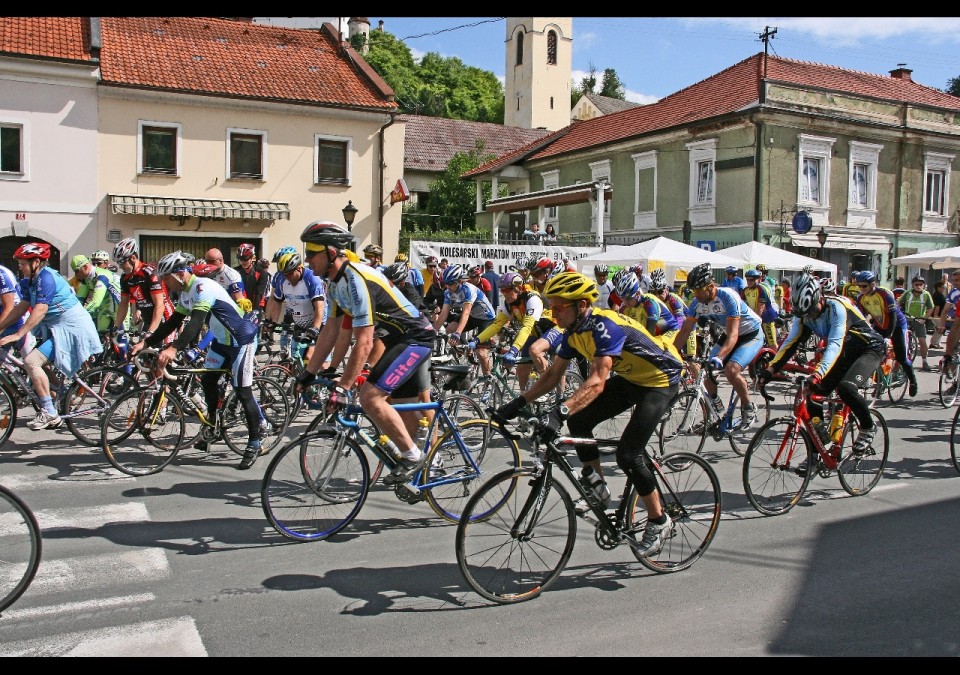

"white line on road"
[0,616,208,656]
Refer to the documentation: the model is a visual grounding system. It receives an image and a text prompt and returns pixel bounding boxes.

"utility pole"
[759,26,777,77]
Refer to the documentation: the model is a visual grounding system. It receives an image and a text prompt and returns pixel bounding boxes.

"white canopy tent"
[891,246,960,270]
[576,237,742,284]
[716,241,837,278]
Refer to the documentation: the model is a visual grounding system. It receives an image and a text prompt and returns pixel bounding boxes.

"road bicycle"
[255,323,324,421]
[938,353,959,408]
[260,374,522,541]
[0,484,42,616]
[945,400,960,476]
[741,377,889,516]
[454,413,721,604]
[100,349,291,476]
[871,338,908,405]
[464,345,585,415]
[0,346,137,449]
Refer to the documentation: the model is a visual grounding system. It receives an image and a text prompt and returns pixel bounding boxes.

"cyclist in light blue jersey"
[433,264,496,341]
[672,262,763,431]
[0,263,34,357]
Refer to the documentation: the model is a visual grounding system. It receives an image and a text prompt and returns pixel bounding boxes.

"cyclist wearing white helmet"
[433,264,496,354]
[263,247,326,364]
[758,273,885,465]
[593,264,615,310]
[616,270,680,339]
[673,262,764,431]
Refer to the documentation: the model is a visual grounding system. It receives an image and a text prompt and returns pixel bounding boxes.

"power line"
[401,17,504,41]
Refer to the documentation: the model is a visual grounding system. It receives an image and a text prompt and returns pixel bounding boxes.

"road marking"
[0,470,135,491]
[1,592,156,620]
[0,617,208,656]
[27,547,170,595]
[34,502,151,530]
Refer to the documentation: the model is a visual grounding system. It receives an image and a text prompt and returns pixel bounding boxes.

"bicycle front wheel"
[424,418,522,523]
[627,452,721,573]
[951,404,960,475]
[63,366,138,446]
[742,417,813,516]
[0,384,18,450]
[939,360,959,408]
[0,486,42,614]
[884,363,908,404]
[261,429,370,541]
[101,387,185,476]
[223,376,291,457]
[658,390,707,457]
[837,409,889,496]
[456,468,576,604]
[306,408,384,486]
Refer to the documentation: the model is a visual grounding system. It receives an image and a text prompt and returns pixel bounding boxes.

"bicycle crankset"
[394,484,426,504]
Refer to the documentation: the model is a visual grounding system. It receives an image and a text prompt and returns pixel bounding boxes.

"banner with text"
[409,241,602,275]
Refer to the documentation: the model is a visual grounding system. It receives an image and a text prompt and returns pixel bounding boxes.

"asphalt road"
[1,364,958,657]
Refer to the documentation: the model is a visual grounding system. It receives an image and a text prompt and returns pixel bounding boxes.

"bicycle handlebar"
[131,348,178,381]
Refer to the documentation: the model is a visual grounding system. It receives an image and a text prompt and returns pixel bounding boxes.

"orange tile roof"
[98,17,396,110]
[469,52,960,174]
[0,17,93,62]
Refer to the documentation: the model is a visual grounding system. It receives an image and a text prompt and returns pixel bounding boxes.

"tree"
[948,76,960,97]
[600,68,626,100]
[425,141,499,230]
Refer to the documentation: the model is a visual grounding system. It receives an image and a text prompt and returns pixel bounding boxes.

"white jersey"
[209,264,244,298]
[270,266,326,326]
[596,280,614,309]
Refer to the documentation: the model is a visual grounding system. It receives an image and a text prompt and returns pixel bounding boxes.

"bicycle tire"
[305,407,384,486]
[939,360,959,408]
[0,485,42,614]
[101,386,185,476]
[464,375,504,410]
[223,376,291,457]
[658,389,707,457]
[255,363,301,419]
[727,390,771,457]
[260,429,370,541]
[456,468,576,604]
[424,418,522,523]
[627,452,721,573]
[0,384,18,450]
[951,403,960,475]
[742,417,814,516]
[836,409,889,496]
[885,362,908,404]
[63,366,139,446]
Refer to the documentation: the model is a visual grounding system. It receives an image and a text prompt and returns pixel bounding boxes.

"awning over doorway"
[484,183,611,213]
[790,232,889,251]
[110,194,290,220]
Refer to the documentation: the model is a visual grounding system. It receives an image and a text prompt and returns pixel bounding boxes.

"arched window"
[547,30,557,65]
[516,32,523,65]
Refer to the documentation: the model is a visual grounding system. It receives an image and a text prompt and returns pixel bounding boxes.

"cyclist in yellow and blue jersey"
[855,270,918,397]
[493,271,682,557]
[613,269,680,340]
[758,273,884,461]
[841,271,862,302]
[743,268,781,348]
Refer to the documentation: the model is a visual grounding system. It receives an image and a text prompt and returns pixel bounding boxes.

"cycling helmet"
[273,246,297,263]
[791,273,822,316]
[300,221,355,251]
[649,268,667,292]
[858,270,878,284]
[91,250,110,264]
[276,251,302,275]
[157,251,195,276]
[468,265,482,278]
[113,237,139,262]
[363,244,383,258]
[543,272,599,303]
[383,262,408,285]
[13,242,50,260]
[745,268,762,279]
[756,264,768,273]
[190,261,219,278]
[441,265,467,286]
[498,271,524,290]
[802,264,815,275]
[594,264,609,276]
[686,263,714,290]
[70,254,90,272]
[237,243,256,261]
[394,252,409,263]
[527,256,555,275]
[912,275,926,284]
[512,254,529,272]
[820,277,837,294]
[257,257,271,271]
[725,265,737,274]
[614,271,641,299]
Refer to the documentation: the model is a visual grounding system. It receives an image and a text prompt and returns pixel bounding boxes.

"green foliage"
[948,76,960,97]
[425,140,498,229]
[600,68,626,100]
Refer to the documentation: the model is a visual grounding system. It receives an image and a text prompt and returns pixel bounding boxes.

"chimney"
[378,20,384,32]
[890,64,913,81]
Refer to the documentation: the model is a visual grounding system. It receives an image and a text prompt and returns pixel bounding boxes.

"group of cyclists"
[1,224,951,556]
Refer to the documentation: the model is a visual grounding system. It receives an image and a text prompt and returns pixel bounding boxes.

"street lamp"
[342,200,358,232]
[817,227,828,260]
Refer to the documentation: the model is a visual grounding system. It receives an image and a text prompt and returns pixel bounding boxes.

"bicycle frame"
[0,348,115,421]
[772,377,848,472]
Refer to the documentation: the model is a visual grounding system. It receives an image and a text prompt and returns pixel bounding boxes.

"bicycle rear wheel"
[727,390,771,456]
[223,376,291,457]
[101,387,185,476]
[0,485,42,614]
[627,452,721,572]
[423,418,522,523]
[951,404,960,475]
[0,384,17,450]
[260,429,370,541]
[658,390,707,457]
[63,366,139,446]
[742,417,813,516]
[939,359,959,408]
[456,468,576,604]
[464,375,504,410]
[836,409,889,496]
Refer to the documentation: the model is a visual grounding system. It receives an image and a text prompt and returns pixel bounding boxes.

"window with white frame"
[798,134,834,211]
[924,152,953,216]
[541,170,559,221]
[227,128,266,180]
[0,122,24,175]
[632,150,657,229]
[590,159,612,223]
[138,121,180,175]
[685,139,717,225]
[314,134,351,185]
[847,141,882,227]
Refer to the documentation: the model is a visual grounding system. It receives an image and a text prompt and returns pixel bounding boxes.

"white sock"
[401,448,422,462]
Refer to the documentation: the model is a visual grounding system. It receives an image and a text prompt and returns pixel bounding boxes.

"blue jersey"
[0,264,26,331]
[20,267,79,319]
[174,275,258,346]
[270,266,325,326]
[442,280,496,321]
[684,286,762,335]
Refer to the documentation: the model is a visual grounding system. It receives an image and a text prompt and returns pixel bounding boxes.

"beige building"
[504,18,572,132]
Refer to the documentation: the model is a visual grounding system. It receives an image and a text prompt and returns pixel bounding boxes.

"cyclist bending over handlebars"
[494,272,684,557]
[757,273,884,472]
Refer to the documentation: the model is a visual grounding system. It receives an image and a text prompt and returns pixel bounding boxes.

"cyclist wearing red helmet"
[0,242,103,430]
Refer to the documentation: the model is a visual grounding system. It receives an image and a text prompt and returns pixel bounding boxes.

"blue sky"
[259,17,960,104]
